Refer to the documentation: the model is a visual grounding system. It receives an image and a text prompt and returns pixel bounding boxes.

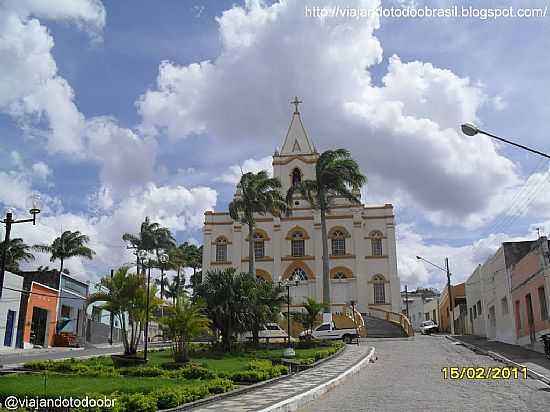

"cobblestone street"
[300,335,550,412]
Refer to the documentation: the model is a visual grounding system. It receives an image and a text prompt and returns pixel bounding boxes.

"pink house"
[510,237,550,349]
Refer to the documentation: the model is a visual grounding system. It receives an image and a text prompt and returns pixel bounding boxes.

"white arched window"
[331,230,346,256]
[373,274,386,304]
[253,232,265,259]
[289,268,308,281]
[370,231,383,256]
[333,271,346,280]
[291,231,305,257]
[215,237,228,263]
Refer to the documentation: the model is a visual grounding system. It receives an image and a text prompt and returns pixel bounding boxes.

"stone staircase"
[363,315,406,338]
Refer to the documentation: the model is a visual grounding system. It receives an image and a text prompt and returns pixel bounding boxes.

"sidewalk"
[451,335,550,383]
[185,343,374,412]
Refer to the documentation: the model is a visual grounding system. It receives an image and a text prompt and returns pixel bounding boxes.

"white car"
[299,322,359,343]
[419,320,439,335]
[240,323,290,342]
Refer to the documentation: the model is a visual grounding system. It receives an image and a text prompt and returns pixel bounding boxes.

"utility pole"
[109,269,114,345]
[445,257,455,335]
[405,285,409,318]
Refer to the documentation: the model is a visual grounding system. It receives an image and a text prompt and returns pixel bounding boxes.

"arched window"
[253,232,265,259]
[334,272,346,280]
[289,268,308,281]
[370,231,383,256]
[331,230,346,256]
[291,230,305,257]
[215,237,228,263]
[373,274,386,304]
[292,168,302,186]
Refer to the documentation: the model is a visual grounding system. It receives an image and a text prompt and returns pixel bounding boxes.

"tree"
[159,295,210,363]
[229,171,288,276]
[87,266,161,356]
[286,149,366,320]
[0,238,34,273]
[292,297,324,339]
[248,280,286,346]
[196,268,254,352]
[33,230,95,273]
[123,217,176,273]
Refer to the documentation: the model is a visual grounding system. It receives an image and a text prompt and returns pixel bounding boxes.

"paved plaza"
[299,335,550,412]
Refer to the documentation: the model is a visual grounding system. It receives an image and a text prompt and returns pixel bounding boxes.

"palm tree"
[167,242,190,299]
[0,238,35,273]
[196,268,255,352]
[292,297,324,339]
[123,217,175,273]
[162,276,183,304]
[286,149,366,321]
[87,266,161,356]
[248,280,287,346]
[33,230,95,273]
[159,295,210,363]
[229,171,288,275]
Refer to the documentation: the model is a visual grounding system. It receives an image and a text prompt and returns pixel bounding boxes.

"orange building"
[438,283,466,333]
[24,282,59,348]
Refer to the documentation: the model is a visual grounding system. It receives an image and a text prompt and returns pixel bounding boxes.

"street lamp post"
[137,250,151,362]
[461,123,550,160]
[279,279,299,356]
[416,255,455,334]
[0,194,41,299]
[159,253,169,318]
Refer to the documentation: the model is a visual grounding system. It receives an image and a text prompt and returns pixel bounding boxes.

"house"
[510,237,550,351]
[439,283,466,334]
[56,274,89,346]
[0,271,24,350]
[202,103,401,315]
[401,288,440,330]
[465,240,536,344]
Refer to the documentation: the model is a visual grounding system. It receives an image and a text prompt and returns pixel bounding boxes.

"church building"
[202,101,401,315]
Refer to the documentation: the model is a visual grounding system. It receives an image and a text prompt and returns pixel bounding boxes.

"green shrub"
[179,385,210,403]
[206,378,234,394]
[228,370,269,383]
[119,366,164,377]
[116,393,157,412]
[151,387,181,410]
[165,364,216,380]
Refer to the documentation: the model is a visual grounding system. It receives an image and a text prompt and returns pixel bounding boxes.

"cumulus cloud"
[217,155,273,184]
[137,0,519,228]
[31,161,52,181]
[0,0,105,155]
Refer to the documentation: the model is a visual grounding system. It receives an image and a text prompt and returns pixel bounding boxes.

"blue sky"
[1,0,550,291]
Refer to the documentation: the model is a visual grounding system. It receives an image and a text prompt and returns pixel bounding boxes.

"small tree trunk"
[252,326,259,347]
[320,208,331,321]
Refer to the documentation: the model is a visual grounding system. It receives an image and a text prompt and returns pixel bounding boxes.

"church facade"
[202,104,401,314]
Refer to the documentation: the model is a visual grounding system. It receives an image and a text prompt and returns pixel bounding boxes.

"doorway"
[30,307,48,347]
[525,294,535,344]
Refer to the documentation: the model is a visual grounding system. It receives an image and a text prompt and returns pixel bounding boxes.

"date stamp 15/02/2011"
[441,366,528,380]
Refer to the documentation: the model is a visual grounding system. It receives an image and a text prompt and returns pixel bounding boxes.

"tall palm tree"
[229,171,288,275]
[123,217,175,273]
[0,238,35,273]
[286,149,366,321]
[167,242,190,298]
[248,280,287,346]
[33,230,95,273]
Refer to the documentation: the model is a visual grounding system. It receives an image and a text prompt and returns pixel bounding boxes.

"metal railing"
[365,306,414,337]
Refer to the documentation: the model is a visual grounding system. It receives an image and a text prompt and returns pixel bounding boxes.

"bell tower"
[273,97,319,196]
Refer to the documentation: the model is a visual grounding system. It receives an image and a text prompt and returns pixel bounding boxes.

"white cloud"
[137,0,519,228]
[0,0,105,155]
[31,161,52,181]
[217,155,273,185]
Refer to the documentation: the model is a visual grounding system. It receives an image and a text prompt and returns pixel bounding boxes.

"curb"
[445,336,550,386]
[258,346,375,412]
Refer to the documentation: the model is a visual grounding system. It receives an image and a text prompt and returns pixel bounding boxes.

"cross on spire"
[291,96,303,114]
